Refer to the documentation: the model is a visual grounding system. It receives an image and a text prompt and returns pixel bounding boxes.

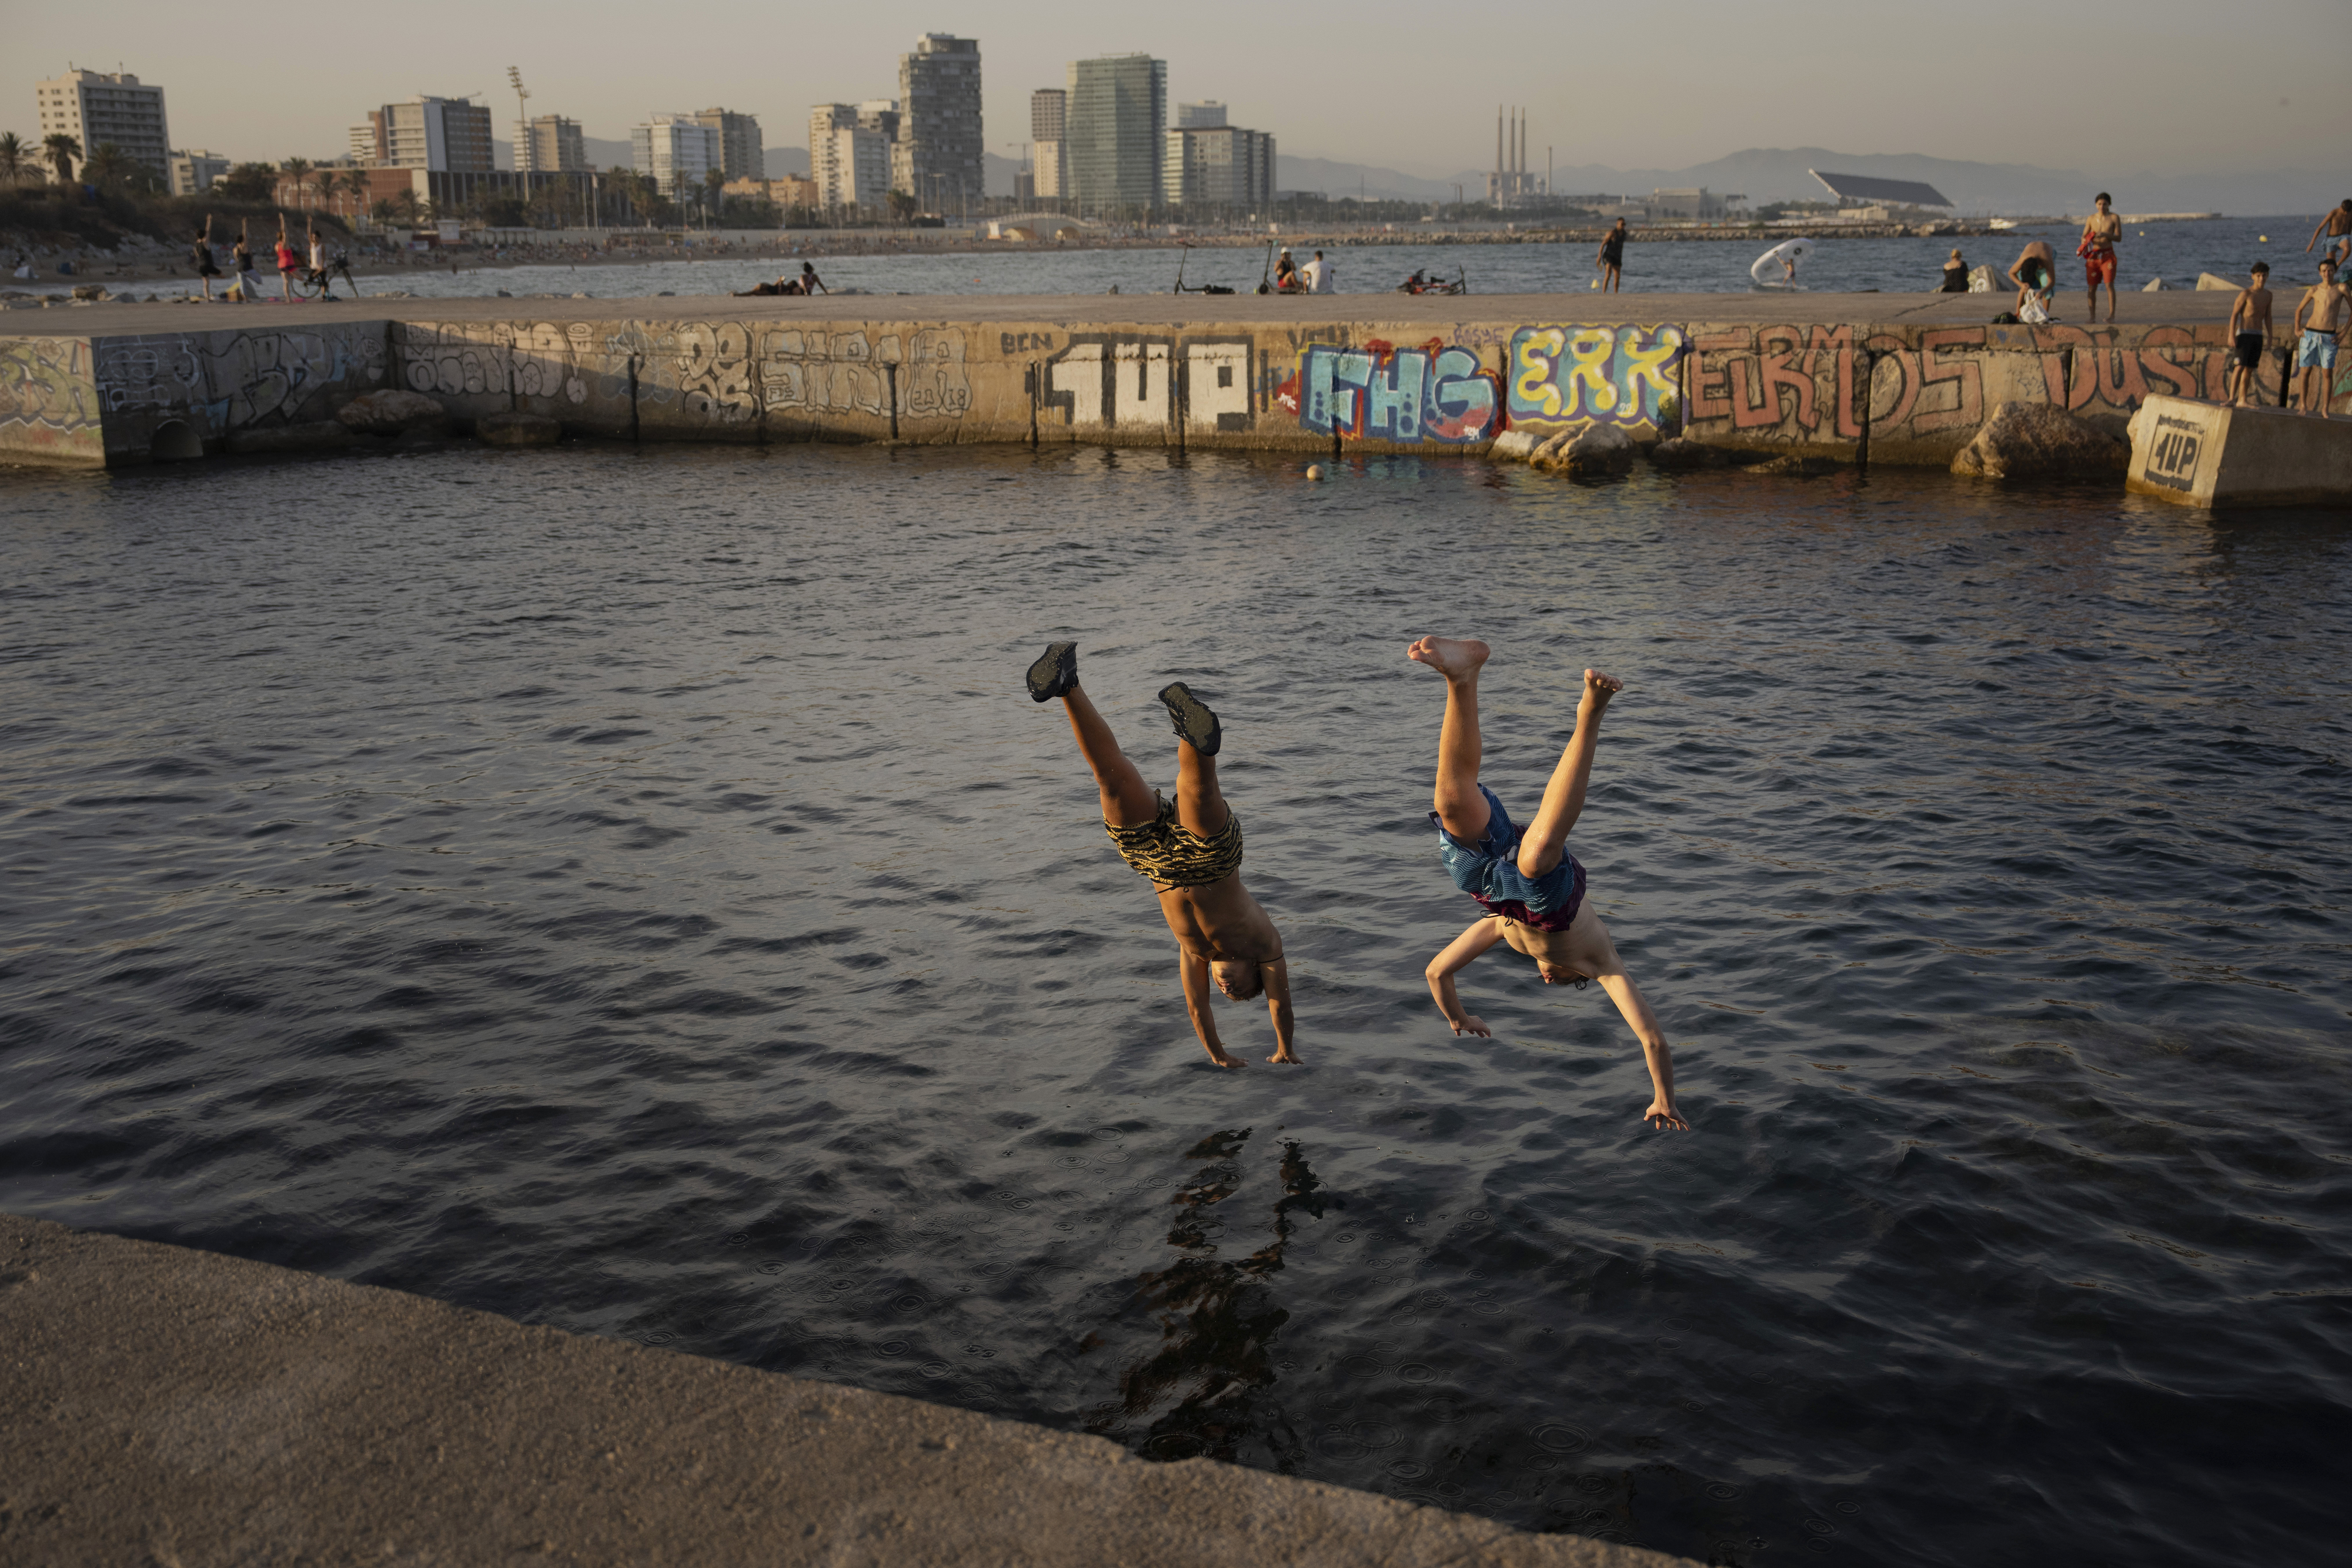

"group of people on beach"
[184,214,350,303]
[1027,638,1686,1132]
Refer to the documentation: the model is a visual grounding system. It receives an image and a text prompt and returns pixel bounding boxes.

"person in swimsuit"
[2304,199,2351,270]
[1028,643,1298,1068]
[2227,262,2274,406]
[230,220,263,303]
[1408,637,1685,1130]
[1597,218,1627,293]
[1272,247,1301,293]
[189,216,220,302]
[273,217,302,302]
[2292,257,2347,417]
[2080,193,2123,323]
[797,260,826,295]
[2008,238,2058,317]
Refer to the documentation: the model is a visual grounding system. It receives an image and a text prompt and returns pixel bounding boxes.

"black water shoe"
[1157,682,1222,756]
[1027,641,1078,703]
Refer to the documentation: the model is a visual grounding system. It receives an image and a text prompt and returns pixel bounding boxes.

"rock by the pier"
[1967,265,2006,293]
[1950,402,2127,480]
[337,389,449,437]
[2196,273,2238,291]
[477,411,562,447]
[2143,276,2169,291]
[1648,437,1731,470]
[69,283,107,301]
[226,421,355,455]
[1489,429,1541,462]
[1539,423,1635,476]
[1752,453,1845,476]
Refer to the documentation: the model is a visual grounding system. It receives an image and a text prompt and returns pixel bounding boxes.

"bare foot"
[1581,668,1624,708]
[1406,636,1491,681]
[1202,1044,1246,1069]
[1268,1047,1302,1064]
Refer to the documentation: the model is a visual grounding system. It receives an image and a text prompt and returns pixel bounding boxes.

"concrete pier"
[4,289,2324,470]
[2126,392,2352,505]
[0,1213,1695,1567]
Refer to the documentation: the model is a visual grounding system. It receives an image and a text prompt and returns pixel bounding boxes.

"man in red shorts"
[2080,192,2123,323]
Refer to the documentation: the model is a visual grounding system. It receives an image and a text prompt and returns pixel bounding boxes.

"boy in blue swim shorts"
[1408,636,1686,1130]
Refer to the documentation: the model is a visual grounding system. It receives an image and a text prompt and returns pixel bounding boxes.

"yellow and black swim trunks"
[1105,793,1244,891]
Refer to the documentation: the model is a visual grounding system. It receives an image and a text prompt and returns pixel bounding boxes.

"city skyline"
[19,0,2340,189]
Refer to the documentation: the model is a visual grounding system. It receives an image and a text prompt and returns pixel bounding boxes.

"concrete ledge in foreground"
[0,1213,1699,1568]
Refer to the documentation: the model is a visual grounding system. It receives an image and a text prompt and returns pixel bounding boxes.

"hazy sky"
[20,0,2350,176]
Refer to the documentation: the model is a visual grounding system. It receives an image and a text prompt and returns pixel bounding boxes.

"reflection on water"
[0,444,2345,1568]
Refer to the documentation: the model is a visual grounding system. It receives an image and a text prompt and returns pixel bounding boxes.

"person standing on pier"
[188,215,220,302]
[2227,262,2274,406]
[2304,200,2351,270]
[1026,643,1299,1069]
[2079,193,2123,323]
[2291,258,2347,417]
[273,217,302,303]
[1407,637,1686,1131]
[231,221,263,304]
[1597,218,1627,293]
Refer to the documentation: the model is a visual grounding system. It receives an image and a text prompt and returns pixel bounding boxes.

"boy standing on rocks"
[2293,258,2348,418]
[1028,643,1298,1069]
[2227,263,2274,406]
[1408,637,1685,1130]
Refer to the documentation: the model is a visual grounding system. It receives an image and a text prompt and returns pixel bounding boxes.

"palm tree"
[82,142,132,189]
[342,168,373,220]
[43,132,82,186]
[279,155,313,210]
[0,132,24,186]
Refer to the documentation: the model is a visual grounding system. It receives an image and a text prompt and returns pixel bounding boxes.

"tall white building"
[692,108,764,182]
[1065,54,1165,212]
[168,148,229,196]
[632,115,723,198]
[36,69,172,182]
[516,114,587,174]
[1163,102,1274,213]
[1030,88,1066,200]
[351,96,493,171]
[894,34,982,212]
[810,101,897,211]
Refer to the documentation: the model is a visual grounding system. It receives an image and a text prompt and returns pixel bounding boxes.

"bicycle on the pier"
[294,252,362,301]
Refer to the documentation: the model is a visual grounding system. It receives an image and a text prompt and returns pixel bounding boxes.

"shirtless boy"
[2227,262,2273,406]
[2080,193,2123,323]
[2304,199,2351,270]
[1029,643,1298,1068]
[2291,258,2348,418]
[1408,637,1685,1130]
[2009,238,2058,318]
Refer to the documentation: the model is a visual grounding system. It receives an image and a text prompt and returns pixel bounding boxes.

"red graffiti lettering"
[1865,334,1919,427]
[1688,332,1746,423]
[1916,328,1986,433]
[1809,325,1861,439]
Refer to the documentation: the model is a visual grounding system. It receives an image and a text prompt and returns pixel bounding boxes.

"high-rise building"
[351,96,493,172]
[1029,88,1065,201]
[514,114,587,173]
[36,69,171,182]
[168,148,229,196]
[632,115,723,198]
[1065,54,1164,212]
[1164,115,1274,213]
[893,34,982,212]
[692,108,764,182]
[809,102,896,210]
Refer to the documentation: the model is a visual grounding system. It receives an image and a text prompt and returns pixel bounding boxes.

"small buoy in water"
[2259,235,2268,243]
[1306,464,1324,482]
[1589,277,1600,289]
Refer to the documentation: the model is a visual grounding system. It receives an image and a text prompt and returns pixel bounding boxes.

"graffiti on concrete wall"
[1508,325,1687,433]
[1043,335,1255,434]
[95,327,386,434]
[1279,339,1501,444]
[0,336,104,457]
[759,327,971,420]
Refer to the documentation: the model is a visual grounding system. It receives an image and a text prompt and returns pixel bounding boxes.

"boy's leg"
[1059,684,1158,828]
[1518,670,1621,878]
[1173,740,1228,837]
[1407,636,1493,842]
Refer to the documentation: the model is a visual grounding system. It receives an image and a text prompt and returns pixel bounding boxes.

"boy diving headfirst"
[1029,643,1298,1068]
[1408,637,1686,1129]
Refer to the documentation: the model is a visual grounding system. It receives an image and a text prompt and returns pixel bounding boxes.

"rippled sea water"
[2,444,2346,1566]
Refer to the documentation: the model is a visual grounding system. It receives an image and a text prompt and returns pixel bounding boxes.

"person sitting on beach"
[2291,257,2347,418]
[1941,248,1969,292]
[2008,238,2058,319]
[797,260,827,295]
[1027,642,1298,1069]
[2227,262,2274,406]
[188,216,220,302]
[2304,199,2351,270]
[1597,218,1626,293]
[734,277,793,296]
[1408,637,1685,1130]
[2079,193,2123,323]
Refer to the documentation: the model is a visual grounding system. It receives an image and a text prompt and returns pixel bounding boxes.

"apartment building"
[1065,54,1164,212]
[893,34,982,211]
[350,96,493,172]
[692,109,764,182]
[35,69,171,181]
[632,115,723,198]
[1030,88,1065,201]
[515,114,587,174]
[810,101,898,210]
[168,148,229,196]
[1162,102,1274,213]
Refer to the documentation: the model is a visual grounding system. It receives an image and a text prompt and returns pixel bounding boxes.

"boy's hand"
[1643,1097,1689,1131]
[1446,1014,1492,1038]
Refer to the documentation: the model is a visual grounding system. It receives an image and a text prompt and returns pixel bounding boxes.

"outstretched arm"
[1593,969,1687,1130]
[1178,950,1244,1069]
[1425,918,1505,1037]
[1262,957,1299,1064]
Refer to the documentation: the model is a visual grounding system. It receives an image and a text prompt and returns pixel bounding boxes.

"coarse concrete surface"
[2,287,2246,339]
[2126,392,2352,504]
[0,1213,1703,1568]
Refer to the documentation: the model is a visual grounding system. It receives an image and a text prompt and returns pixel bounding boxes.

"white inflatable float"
[1750,239,1813,291]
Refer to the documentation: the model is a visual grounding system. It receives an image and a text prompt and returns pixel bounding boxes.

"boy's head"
[1210,959,1263,1001]
[2252,262,2270,280]
[2324,259,2340,279]
[2095,192,2112,209]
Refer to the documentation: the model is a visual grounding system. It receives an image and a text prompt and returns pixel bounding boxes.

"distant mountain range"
[494,139,2327,216]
